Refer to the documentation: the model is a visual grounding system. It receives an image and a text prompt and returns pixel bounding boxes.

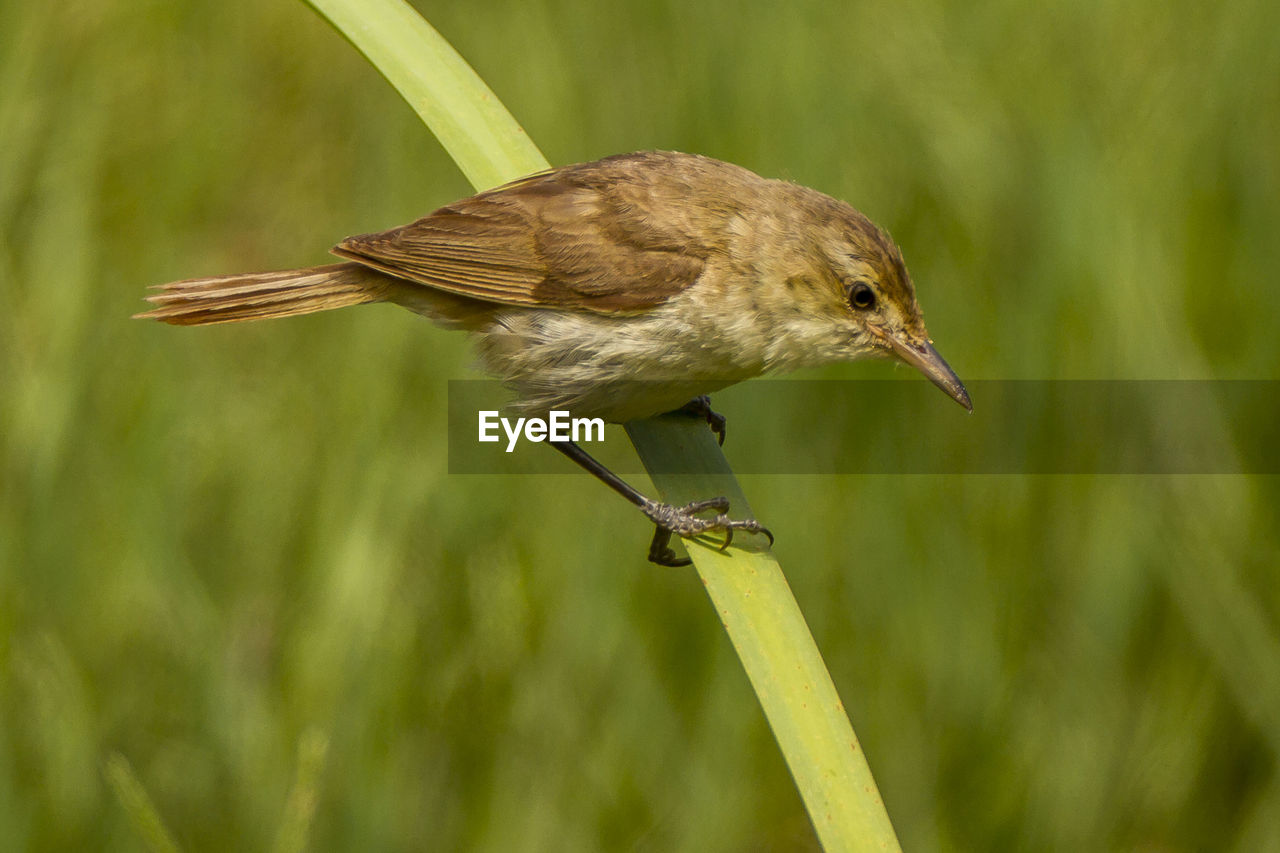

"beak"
[876,328,973,412]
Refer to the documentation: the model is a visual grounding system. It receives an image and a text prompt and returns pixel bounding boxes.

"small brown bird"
[138,151,970,565]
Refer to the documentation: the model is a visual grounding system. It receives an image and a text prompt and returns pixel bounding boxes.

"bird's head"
[795,202,972,411]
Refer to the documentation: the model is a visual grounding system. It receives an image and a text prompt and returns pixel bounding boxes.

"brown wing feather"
[331,160,708,314]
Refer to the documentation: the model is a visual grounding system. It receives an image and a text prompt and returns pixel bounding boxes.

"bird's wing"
[331,165,707,314]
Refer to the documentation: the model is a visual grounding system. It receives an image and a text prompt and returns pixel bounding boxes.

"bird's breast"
[472,288,767,422]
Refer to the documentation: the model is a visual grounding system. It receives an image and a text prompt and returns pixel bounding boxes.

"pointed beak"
[876,328,973,412]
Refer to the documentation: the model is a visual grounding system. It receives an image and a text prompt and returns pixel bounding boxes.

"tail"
[134,262,394,326]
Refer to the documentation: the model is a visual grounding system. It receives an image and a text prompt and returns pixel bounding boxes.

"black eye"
[848,281,876,310]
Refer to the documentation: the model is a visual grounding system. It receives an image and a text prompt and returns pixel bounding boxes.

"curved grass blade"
[301,2,902,847]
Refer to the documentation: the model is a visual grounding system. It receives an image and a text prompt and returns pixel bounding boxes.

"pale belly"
[473,302,765,422]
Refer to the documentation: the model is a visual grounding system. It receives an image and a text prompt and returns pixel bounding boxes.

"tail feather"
[135,262,391,326]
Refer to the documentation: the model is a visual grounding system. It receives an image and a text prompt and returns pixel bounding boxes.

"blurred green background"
[2,0,1278,849]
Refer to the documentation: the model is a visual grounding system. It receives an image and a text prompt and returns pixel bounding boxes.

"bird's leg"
[673,395,727,445]
[550,440,772,567]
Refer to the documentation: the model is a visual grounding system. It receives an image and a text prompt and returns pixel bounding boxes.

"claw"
[641,496,772,565]
[648,525,691,567]
[684,496,730,516]
[675,395,728,445]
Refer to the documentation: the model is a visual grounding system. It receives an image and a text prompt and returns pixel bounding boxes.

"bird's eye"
[848,281,876,310]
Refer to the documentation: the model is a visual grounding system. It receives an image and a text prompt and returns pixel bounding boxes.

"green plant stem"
[627,417,901,850]
[304,0,902,848]
[303,0,548,189]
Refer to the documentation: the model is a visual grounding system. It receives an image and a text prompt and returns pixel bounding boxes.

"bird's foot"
[674,395,727,445]
[642,497,774,567]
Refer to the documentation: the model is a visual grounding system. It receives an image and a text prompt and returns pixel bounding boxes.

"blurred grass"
[1,0,1278,850]
[103,753,181,853]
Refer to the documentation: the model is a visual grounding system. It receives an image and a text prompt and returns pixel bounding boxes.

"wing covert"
[332,165,707,314]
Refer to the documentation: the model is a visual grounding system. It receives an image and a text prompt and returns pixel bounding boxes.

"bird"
[137,150,970,565]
